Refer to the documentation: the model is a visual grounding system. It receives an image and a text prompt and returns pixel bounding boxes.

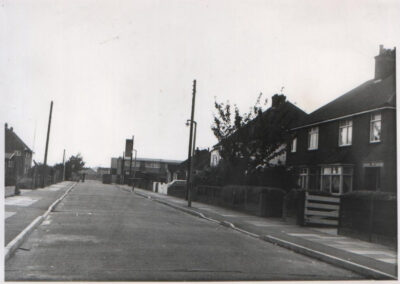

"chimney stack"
[375,45,396,79]
[271,94,286,108]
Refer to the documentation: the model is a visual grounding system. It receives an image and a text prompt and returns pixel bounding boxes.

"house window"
[8,160,14,168]
[339,120,352,146]
[291,137,297,153]
[370,112,381,142]
[297,167,319,190]
[298,168,308,189]
[320,165,353,195]
[308,127,319,150]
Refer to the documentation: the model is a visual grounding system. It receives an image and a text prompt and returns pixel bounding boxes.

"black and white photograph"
[1,0,399,282]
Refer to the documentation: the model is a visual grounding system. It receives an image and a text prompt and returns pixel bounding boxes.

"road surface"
[5,180,364,281]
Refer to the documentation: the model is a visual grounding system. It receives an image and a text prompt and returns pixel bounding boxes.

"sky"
[1,0,399,168]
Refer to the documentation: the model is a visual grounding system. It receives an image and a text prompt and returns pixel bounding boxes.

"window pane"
[372,113,381,121]
[323,167,331,174]
[373,121,381,140]
[339,128,347,145]
[322,176,330,192]
[332,176,340,193]
[348,125,352,144]
[291,138,297,152]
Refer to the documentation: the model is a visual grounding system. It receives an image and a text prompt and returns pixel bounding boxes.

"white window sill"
[369,140,381,144]
[339,144,352,147]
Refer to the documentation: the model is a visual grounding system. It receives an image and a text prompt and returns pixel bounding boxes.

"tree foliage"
[211,93,291,175]
[65,153,85,180]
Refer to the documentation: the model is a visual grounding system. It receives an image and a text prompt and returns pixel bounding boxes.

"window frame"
[370,112,382,143]
[320,165,353,195]
[291,137,297,153]
[338,119,353,146]
[308,127,319,150]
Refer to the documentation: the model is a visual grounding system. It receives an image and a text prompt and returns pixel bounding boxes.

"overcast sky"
[1,0,399,168]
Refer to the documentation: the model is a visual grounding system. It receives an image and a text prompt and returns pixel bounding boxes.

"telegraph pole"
[121,151,125,184]
[62,149,66,181]
[186,80,196,207]
[42,100,53,187]
[129,136,134,181]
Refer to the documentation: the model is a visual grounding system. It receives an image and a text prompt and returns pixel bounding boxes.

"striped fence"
[304,192,340,226]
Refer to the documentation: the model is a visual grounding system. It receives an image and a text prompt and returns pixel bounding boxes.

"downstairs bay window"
[320,165,353,195]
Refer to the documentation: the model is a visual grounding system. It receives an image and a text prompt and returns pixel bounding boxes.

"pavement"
[125,185,398,280]
[5,180,364,281]
[5,181,76,246]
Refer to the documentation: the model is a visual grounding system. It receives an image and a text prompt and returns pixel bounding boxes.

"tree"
[65,153,85,180]
[211,93,292,178]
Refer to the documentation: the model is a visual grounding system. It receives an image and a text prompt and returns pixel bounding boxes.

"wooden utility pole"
[186,80,196,207]
[121,151,125,184]
[42,100,53,187]
[129,136,134,182]
[62,149,66,181]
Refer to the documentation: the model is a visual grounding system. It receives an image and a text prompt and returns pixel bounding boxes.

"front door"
[364,167,381,191]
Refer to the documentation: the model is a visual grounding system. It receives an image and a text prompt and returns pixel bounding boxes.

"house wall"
[287,108,396,193]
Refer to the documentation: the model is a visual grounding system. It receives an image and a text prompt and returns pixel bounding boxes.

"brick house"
[210,95,308,168]
[287,45,396,195]
[5,123,33,186]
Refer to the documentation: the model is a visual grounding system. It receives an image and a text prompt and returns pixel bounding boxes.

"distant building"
[110,157,182,183]
[287,45,396,195]
[5,123,33,186]
[97,167,110,175]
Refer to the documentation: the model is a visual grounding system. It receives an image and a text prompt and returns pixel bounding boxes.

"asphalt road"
[5,180,364,281]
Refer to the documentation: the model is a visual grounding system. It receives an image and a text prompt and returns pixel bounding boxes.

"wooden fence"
[304,192,340,226]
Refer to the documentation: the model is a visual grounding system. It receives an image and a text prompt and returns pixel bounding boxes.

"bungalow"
[287,45,396,195]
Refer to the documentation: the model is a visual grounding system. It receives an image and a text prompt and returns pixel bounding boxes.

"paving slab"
[4,181,75,245]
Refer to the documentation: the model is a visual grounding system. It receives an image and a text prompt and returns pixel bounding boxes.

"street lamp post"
[186,119,197,207]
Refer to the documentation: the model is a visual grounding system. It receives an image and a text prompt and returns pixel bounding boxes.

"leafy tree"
[211,93,292,178]
[65,153,85,180]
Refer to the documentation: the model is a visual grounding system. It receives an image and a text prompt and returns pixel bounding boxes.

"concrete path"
[5,180,363,281]
[130,186,397,280]
[5,181,75,246]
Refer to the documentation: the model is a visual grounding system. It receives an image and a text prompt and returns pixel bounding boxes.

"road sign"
[125,139,133,157]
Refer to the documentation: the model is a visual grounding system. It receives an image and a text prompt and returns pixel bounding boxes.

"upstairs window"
[370,112,381,142]
[308,127,319,150]
[291,137,297,153]
[339,120,352,146]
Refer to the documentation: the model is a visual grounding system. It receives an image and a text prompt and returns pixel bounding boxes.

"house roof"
[293,74,396,129]
[213,99,308,149]
[5,125,33,154]
[178,149,211,170]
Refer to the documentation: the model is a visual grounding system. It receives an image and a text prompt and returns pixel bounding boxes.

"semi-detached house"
[287,45,396,195]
